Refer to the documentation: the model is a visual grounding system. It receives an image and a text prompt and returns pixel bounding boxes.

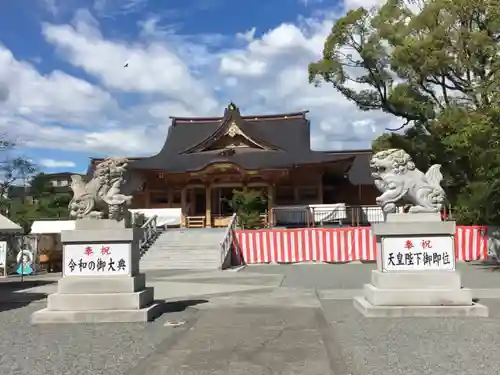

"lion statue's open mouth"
[370,164,386,177]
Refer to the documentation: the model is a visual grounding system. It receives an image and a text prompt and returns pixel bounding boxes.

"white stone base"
[31,274,163,324]
[363,284,473,306]
[47,288,154,310]
[353,270,489,318]
[354,296,489,318]
[31,302,164,324]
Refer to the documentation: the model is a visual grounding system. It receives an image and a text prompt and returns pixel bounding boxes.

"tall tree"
[309,0,500,224]
[0,138,37,215]
[8,172,72,233]
[30,172,72,218]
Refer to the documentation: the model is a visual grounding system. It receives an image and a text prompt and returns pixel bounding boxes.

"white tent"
[30,220,75,234]
[0,213,22,233]
[129,208,181,227]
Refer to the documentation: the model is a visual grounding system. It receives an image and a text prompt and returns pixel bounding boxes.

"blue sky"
[0,0,394,174]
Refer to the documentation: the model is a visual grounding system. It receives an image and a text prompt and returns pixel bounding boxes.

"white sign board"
[0,241,6,276]
[63,243,131,276]
[382,236,455,271]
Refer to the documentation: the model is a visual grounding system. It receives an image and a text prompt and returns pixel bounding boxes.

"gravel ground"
[322,298,500,375]
[1,263,499,375]
[243,262,500,290]
[0,302,195,375]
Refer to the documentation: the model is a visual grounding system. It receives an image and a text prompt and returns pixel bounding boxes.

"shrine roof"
[88,104,374,185]
[128,103,360,172]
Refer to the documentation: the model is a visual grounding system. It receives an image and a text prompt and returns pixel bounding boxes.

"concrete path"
[129,307,339,375]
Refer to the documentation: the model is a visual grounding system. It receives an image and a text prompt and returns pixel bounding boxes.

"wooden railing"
[220,213,237,269]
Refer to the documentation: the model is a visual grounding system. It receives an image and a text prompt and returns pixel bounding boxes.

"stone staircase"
[140,228,226,270]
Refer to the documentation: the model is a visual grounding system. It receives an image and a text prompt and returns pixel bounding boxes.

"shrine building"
[89,103,377,228]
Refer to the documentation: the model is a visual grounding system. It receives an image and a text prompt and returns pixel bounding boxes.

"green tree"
[7,172,72,233]
[230,189,267,229]
[29,172,72,220]
[309,0,500,224]
[0,139,37,216]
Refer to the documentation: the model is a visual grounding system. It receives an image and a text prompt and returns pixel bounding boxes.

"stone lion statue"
[68,157,142,221]
[370,148,446,214]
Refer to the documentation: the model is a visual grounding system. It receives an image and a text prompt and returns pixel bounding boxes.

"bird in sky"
[124,61,129,67]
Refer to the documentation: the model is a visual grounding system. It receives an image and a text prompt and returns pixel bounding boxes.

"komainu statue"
[69,157,140,221]
[370,149,446,214]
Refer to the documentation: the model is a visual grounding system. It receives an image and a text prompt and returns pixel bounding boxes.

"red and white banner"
[235,226,487,264]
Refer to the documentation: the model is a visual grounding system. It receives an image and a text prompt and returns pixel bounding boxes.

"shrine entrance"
[189,187,206,216]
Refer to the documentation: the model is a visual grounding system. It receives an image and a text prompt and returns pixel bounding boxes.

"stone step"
[143,248,220,252]
[142,257,218,261]
[156,241,222,244]
[141,254,220,261]
[141,258,220,264]
[141,262,220,268]
[142,260,219,265]
[142,257,220,261]
[151,244,220,251]
[153,243,221,247]
[139,230,225,271]
[141,254,220,260]
[141,264,220,270]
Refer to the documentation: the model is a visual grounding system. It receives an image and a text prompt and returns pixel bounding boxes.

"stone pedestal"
[32,219,163,324]
[353,213,488,317]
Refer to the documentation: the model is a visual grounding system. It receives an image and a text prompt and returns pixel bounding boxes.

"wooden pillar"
[181,187,187,227]
[318,172,324,204]
[318,182,324,204]
[205,185,212,228]
[267,184,274,227]
[293,185,299,203]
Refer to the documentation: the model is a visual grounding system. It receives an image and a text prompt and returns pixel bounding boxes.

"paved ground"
[1,263,500,374]
[242,262,500,290]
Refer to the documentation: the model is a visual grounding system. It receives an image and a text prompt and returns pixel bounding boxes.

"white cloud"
[92,0,150,17]
[298,0,326,6]
[39,159,76,168]
[42,10,217,113]
[0,43,116,127]
[236,28,256,42]
[1,2,400,160]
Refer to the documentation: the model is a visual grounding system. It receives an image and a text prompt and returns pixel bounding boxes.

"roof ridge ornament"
[223,101,241,119]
